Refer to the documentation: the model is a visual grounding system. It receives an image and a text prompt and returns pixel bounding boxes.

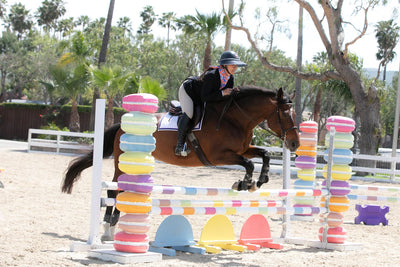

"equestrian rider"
[175,50,247,156]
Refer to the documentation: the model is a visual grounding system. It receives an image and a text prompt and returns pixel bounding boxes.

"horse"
[62,86,300,241]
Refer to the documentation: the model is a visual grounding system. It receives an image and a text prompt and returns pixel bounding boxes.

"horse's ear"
[277,87,284,99]
[290,90,295,100]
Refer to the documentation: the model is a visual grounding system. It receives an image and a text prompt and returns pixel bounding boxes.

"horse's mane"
[235,85,277,99]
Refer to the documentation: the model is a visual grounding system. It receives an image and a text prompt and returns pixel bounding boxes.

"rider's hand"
[222,88,236,96]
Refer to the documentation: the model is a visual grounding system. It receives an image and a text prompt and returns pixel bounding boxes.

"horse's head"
[265,88,300,152]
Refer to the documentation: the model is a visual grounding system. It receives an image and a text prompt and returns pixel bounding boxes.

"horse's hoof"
[232,180,248,191]
[232,181,239,191]
[248,181,257,192]
[257,175,269,188]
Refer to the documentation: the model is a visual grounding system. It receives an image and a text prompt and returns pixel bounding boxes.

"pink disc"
[122,93,159,113]
[113,232,149,253]
[319,212,344,227]
[326,116,355,132]
[299,121,318,133]
[299,132,318,146]
[318,226,347,243]
[118,214,151,234]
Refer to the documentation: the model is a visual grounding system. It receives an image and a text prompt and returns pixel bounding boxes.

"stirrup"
[175,143,191,157]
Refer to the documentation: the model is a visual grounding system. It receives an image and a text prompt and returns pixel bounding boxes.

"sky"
[5,0,400,71]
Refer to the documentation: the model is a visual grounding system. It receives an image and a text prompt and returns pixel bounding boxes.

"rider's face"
[226,65,238,74]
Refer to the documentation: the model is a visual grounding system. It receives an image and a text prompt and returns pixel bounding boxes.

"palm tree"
[49,63,89,132]
[76,15,90,31]
[139,76,167,101]
[137,5,157,35]
[35,0,66,33]
[7,3,33,39]
[375,19,400,82]
[90,65,138,128]
[57,32,92,131]
[158,12,177,46]
[56,17,75,38]
[177,10,222,71]
[117,16,132,36]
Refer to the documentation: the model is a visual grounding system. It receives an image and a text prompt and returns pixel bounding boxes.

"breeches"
[178,84,194,119]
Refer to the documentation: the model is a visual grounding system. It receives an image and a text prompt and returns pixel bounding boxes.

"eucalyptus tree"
[0,0,7,19]
[7,3,33,39]
[0,31,18,100]
[225,0,391,159]
[375,19,400,82]
[36,0,66,33]
[177,10,222,71]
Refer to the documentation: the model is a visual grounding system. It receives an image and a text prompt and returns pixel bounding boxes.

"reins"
[226,95,297,140]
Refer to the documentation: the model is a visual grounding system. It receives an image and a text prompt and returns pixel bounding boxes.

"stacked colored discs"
[319,115,355,244]
[293,121,318,217]
[114,93,158,253]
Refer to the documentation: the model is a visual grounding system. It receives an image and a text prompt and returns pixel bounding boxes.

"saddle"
[168,100,204,128]
[168,101,212,166]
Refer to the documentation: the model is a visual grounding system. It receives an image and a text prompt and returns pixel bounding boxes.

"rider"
[175,50,247,156]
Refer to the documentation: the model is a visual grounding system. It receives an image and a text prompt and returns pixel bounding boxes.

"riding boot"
[175,113,192,156]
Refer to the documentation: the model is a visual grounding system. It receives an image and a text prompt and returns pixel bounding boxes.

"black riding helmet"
[219,51,247,67]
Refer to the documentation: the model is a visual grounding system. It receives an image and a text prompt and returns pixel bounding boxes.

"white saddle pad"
[158,113,203,131]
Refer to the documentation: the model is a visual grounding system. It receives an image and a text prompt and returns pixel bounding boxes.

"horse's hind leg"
[102,190,120,241]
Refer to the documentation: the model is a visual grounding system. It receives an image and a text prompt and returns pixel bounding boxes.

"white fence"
[260,146,400,183]
[28,129,94,154]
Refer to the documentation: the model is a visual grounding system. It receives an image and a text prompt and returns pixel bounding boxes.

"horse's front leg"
[228,155,256,192]
[242,146,270,189]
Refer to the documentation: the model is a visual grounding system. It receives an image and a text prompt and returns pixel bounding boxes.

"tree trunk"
[105,96,114,129]
[69,99,80,132]
[203,40,212,71]
[295,6,303,128]
[90,0,115,131]
[224,0,234,51]
[313,87,322,123]
[337,62,381,173]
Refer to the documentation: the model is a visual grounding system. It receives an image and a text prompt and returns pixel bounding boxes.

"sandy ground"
[1,140,400,266]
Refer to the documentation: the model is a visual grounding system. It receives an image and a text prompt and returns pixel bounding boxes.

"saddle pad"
[158,113,203,131]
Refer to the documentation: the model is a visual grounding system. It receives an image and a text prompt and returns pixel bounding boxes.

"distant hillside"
[364,68,397,85]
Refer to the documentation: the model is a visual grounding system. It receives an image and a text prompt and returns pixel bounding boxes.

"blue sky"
[5,0,400,71]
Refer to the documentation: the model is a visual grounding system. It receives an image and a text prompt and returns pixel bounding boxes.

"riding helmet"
[219,51,247,67]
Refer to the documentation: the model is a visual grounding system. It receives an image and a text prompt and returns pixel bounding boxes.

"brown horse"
[62,86,299,240]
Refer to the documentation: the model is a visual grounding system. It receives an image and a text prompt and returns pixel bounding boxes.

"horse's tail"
[61,123,121,194]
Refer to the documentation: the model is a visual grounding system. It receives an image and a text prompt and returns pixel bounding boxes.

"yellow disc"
[118,151,155,174]
[297,169,316,181]
[322,164,352,181]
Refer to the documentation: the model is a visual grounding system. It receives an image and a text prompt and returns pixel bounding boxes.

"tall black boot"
[175,113,192,156]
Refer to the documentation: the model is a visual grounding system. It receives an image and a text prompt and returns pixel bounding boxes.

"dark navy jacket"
[183,68,234,105]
